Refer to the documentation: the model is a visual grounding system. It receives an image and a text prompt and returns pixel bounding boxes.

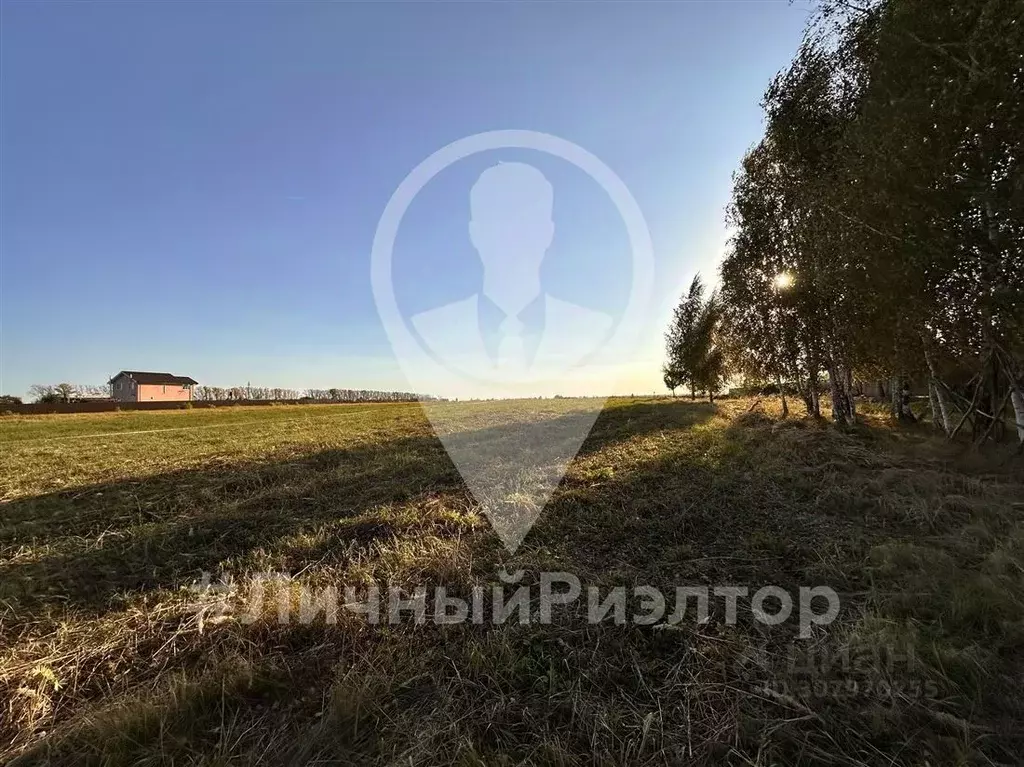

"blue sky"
[0,1,809,399]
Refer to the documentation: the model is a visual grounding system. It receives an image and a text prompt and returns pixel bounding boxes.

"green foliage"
[662,365,683,396]
[719,0,1024,433]
[664,275,727,401]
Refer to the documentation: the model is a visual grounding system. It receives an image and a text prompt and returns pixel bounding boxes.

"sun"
[773,271,794,290]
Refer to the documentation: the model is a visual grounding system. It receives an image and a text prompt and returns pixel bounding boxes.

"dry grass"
[1,397,1021,765]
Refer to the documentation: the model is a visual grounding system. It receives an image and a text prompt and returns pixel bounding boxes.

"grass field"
[1,398,1022,765]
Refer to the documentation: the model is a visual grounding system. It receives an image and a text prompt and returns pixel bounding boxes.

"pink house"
[110,371,198,402]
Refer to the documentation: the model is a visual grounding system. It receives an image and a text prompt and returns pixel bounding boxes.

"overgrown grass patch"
[1,398,1021,765]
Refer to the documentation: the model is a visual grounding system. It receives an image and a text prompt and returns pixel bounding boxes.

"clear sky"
[0,0,809,400]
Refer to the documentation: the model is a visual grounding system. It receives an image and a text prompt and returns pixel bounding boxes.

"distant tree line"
[192,386,438,403]
[664,0,1022,444]
[28,383,110,403]
[26,383,440,404]
[192,386,299,401]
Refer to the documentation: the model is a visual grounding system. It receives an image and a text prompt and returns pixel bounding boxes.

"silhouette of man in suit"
[411,162,612,381]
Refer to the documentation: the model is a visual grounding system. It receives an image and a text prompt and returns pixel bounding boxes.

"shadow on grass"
[6,399,1024,765]
[0,400,716,615]
[532,406,890,592]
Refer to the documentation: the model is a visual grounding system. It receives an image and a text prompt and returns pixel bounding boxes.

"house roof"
[110,371,198,386]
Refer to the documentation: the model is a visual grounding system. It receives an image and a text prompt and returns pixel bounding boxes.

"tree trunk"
[846,368,857,421]
[923,346,953,436]
[828,369,843,423]
[1012,385,1024,444]
[935,383,955,436]
[897,382,915,422]
[827,362,856,427]
[889,376,901,419]
[928,381,944,431]
[805,355,821,418]
[800,369,821,417]
[776,371,788,418]
[986,354,1000,441]
[797,372,813,414]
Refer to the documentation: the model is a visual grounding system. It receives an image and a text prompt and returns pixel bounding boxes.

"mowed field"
[1,398,1022,765]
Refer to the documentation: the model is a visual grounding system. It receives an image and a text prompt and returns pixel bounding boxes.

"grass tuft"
[1,397,1021,764]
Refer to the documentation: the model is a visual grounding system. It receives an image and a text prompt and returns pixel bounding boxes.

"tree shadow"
[8,400,1023,766]
[0,399,716,616]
